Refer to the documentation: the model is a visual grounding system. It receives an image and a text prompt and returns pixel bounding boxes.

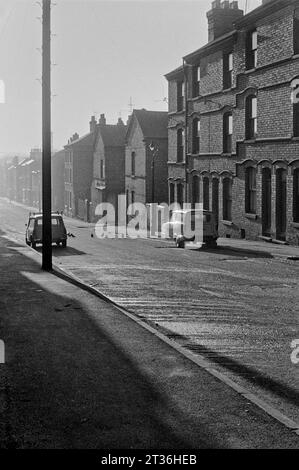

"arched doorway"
[212,178,219,228]
[276,168,287,240]
[262,167,272,236]
[192,175,199,207]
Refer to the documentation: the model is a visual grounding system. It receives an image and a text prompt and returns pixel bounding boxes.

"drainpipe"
[183,58,189,205]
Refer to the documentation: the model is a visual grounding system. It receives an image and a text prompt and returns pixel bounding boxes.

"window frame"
[223,52,233,89]
[294,101,299,137]
[203,177,210,211]
[177,128,184,162]
[223,177,232,221]
[246,29,258,70]
[223,112,233,153]
[293,168,299,222]
[100,159,105,179]
[192,65,200,98]
[245,167,257,214]
[192,118,200,154]
[177,81,184,111]
[245,95,257,140]
[131,151,136,176]
[294,17,299,55]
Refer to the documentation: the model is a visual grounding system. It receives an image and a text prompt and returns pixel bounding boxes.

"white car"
[161,209,218,248]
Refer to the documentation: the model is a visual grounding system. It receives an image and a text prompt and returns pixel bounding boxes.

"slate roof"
[100,124,127,147]
[64,131,95,148]
[127,109,168,140]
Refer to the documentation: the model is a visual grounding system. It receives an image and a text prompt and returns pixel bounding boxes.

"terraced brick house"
[91,114,127,221]
[125,109,168,206]
[165,0,299,244]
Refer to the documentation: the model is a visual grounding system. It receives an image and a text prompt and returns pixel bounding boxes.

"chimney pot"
[99,113,106,125]
[222,1,230,9]
[89,115,97,133]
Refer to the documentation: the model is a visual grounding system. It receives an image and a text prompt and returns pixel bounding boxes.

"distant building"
[125,109,168,206]
[5,149,41,207]
[52,149,65,212]
[91,114,127,221]
[165,0,299,244]
[64,117,97,219]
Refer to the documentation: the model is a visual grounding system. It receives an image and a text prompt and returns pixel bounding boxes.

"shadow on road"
[158,327,299,409]
[155,244,273,258]
[0,230,222,449]
[34,245,87,257]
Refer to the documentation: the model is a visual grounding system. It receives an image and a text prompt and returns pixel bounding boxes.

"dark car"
[25,212,67,248]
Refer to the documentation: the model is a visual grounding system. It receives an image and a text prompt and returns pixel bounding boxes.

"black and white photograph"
[0,0,298,456]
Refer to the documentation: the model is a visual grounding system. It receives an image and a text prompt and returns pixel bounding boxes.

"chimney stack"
[89,115,97,133]
[99,113,106,126]
[207,1,243,42]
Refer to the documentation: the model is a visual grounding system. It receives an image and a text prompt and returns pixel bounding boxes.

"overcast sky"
[0,0,261,156]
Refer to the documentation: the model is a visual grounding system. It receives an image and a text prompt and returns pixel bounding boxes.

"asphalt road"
[1,198,298,426]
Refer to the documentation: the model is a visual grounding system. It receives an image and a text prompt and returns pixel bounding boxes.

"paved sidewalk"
[0,231,299,448]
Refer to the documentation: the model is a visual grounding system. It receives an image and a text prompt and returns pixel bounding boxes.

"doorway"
[276,168,287,240]
[212,178,219,228]
[262,167,271,236]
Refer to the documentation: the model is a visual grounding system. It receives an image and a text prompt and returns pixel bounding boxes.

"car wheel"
[207,240,217,249]
[176,237,185,249]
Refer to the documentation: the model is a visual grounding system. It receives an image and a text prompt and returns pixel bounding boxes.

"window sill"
[244,67,257,74]
[167,161,186,166]
[222,220,233,226]
[291,222,299,229]
[221,152,233,157]
[244,139,256,144]
[245,213,258,220]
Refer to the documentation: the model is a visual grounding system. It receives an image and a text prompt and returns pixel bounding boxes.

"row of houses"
[165,0,299,244]
[2,0,299,245]
[2,149,42,208]
[60,110,168,221]
[2,110,169,223]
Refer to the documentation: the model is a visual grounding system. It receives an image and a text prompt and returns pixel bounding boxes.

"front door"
[276,168,287,241]
[212,178,219,229]
[262,167,271,236]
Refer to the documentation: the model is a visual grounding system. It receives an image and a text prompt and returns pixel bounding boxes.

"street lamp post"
[149,142,158,203]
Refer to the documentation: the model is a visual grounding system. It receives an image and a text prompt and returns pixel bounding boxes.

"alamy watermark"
[94,198,204,242]
[0,339,4,364]
[291,339,299,365]
[291,78,299,104]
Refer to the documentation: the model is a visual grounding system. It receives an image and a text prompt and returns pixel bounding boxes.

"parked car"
[25,212,67,248]
[161,209,218,248]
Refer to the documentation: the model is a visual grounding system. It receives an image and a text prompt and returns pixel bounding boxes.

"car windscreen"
[35,217,62,226]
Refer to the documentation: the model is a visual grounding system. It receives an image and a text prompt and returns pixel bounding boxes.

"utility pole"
[42,0,52,270]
